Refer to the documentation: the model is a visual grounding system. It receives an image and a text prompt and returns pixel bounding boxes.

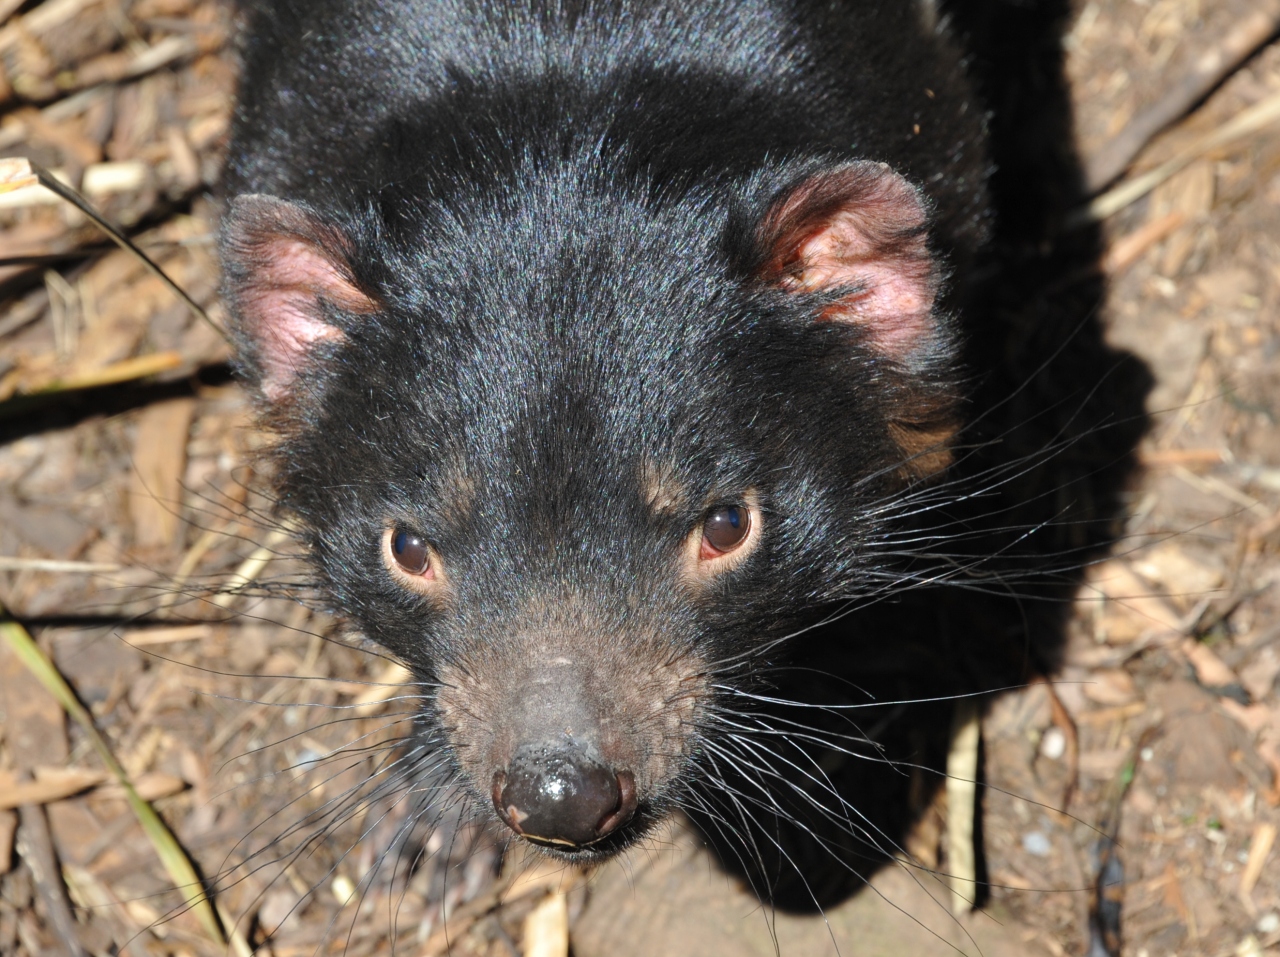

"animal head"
[221,156,962,857]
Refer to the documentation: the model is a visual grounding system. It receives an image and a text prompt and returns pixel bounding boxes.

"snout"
[492,741,637,848]
[434,620,706,856]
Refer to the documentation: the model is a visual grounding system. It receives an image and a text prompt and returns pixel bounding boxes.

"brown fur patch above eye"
[889,421,957,481]
[438,459,478,518]
[639,459,688,515]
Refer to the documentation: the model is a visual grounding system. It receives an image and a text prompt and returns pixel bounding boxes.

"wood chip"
[81,160,148,195]
[130,397,195,550]
[118,624,211,647]
[1102,210,1185,274]
[1240,823,1276,901]
[1181,639,1239,690]
[1082,668,1139,706]
[1151,160,1214,276]
[0,155,36,192]
[1086,560,1184,634]
[0,769,107,810]
[96,772,187,802]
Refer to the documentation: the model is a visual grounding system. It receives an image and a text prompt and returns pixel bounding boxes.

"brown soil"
[0,1,1277,955]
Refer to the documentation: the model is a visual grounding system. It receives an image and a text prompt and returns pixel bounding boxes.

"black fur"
[221,0,1148,912]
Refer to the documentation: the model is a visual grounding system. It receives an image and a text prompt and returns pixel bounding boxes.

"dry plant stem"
[0,605,246,955]
[1240,823,1276,905]
[1084,0,1280,193]
[15,774,89,957]
[17,160,228,343]
[1101,211,1185,275]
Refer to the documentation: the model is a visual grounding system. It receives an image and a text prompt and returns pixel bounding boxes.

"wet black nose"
[492,745,636,848]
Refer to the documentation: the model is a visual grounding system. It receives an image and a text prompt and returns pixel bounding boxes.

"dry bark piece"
[1081,669,1139,707]
[1086,560,1184,635]
[1180,638,1239,691]
[0,154,36,190]
[15,783,88,957]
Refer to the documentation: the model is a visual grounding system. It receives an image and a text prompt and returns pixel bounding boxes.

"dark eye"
[390,528,432,577]
[701,505,750,558]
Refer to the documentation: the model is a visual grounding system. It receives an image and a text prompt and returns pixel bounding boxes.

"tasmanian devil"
[219,0,1143,911]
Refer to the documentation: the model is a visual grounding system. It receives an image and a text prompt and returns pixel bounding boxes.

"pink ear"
[222,195,376,401]
[757,162,939,358]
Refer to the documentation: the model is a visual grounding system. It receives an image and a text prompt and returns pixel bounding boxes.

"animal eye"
[701,505,750,558]
[390,528,433,577]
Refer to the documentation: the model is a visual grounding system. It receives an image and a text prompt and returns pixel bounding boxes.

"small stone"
[1039,727,1066,760]
[1257,913,1280,935]
[331,874,356,907]
[1236,934,1262,957]
[1022,831,1052,857]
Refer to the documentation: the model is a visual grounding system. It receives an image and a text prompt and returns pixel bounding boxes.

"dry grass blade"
[1084,0,1280,192]
[0,605,250,957]
[0,557,122,573]
[0,352,189,418]
[1074,88,1280,224]
[27,351,186,393]
[18,159,228,343]
[211,525,295,608]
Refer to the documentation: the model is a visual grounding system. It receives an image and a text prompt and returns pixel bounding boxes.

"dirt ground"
[0,1,1278,955]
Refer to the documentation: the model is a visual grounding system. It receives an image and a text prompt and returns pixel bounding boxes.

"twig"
[1100,211,1185,274]
[1085,1,1280,192]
